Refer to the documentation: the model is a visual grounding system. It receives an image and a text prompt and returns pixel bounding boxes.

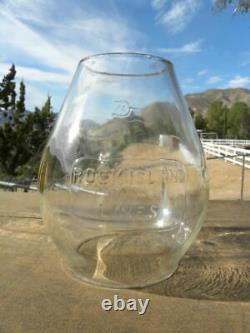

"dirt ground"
[207,159,250,200]
[1,155,249,201]
[120,143,250,200]
[0,158,249,332]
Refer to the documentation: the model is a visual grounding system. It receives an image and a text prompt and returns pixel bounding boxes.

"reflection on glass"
[39,53,208,288]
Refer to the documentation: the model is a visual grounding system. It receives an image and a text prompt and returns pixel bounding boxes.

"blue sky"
[0,0,250,111]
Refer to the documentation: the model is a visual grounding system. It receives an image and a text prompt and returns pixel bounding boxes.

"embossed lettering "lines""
[99,203,158,219]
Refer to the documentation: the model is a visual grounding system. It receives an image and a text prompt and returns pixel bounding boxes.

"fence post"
[240,154,246,201]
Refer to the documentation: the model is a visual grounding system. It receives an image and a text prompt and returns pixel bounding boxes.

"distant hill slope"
[186,88,250,113]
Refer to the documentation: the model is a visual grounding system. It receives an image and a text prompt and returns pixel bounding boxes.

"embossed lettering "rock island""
[71,160,186,188]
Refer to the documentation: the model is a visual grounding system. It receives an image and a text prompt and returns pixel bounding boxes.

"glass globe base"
[57,231,181,289]
[62,257,179,289]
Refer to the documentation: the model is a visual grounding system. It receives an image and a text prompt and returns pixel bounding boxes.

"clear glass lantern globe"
[39,53,208,288]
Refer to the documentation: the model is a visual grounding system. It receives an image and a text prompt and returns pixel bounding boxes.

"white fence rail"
[201,141,250,169]
[0,180,38,191]
[202,139,250,146]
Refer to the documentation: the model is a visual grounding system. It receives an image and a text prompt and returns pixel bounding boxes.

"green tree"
[0,65,19,175]
[227,102,250,139]
[15,81,26,123]
[194,112,207,130]
[206,101,229,138]
[0,64,16,123]
[15,97,55,177]
[129,119,148,143]
[0,65,55,177]
[26,97,54,146]
[189,107,195,118]
[215,0,250,13]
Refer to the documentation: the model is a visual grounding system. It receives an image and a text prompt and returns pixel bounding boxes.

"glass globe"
[39,53,208,288]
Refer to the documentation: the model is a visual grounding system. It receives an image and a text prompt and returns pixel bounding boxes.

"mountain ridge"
[185,88,250,113]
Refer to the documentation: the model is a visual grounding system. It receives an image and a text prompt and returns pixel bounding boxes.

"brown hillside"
[186,88,250,113]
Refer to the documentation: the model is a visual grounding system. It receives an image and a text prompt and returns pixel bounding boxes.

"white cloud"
[0,1,140,73]
[240,51,250,67]
[1,0,55,25]
[158,40,202,54]
[183,78,194,84]
[198,69,207,76]
[0,9,80,73]
[151,0,167,10]
[0,0,142,110]
[0,63,70,84]
[207,75,223,84]
[157,0,201,33]
[228,75,250,88]
[25,84,48,110]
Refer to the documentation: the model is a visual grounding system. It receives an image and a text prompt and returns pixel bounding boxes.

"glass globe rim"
[79,52,173,77]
